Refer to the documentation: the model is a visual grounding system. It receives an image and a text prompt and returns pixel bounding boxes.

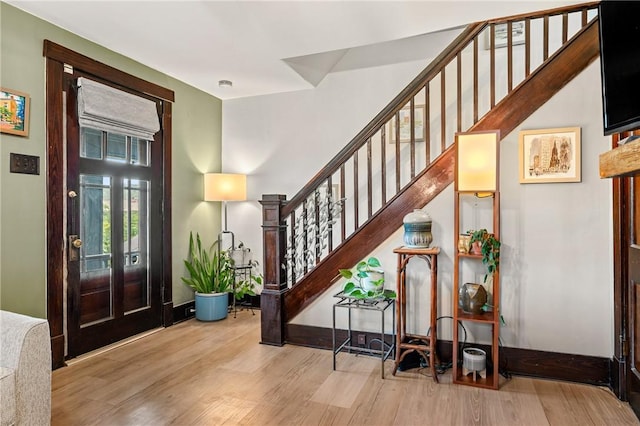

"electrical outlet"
[357,334,366,345]
[10,153,39,175]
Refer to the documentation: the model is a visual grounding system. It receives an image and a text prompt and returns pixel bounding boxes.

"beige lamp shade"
[456,131,499,192]
[204,173,247,201]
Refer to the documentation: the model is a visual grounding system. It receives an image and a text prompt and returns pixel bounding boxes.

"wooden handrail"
[486,1,599,24]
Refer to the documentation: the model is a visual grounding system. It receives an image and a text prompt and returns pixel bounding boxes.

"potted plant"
[230,241,252,267]
[230,244,262,303]
[467,228,501,282]
[181,232,234,321]
[338,257,396,299]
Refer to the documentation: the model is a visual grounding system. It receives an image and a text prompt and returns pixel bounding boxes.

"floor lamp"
[204,173,247,251]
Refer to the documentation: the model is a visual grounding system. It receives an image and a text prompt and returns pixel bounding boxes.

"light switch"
[10,153,39,175]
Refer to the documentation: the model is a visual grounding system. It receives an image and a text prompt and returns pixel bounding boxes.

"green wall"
[0,3,222,318]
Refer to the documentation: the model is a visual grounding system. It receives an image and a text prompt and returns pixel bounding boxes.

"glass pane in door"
[123,178,150,313]
[79,174,113,326]
[130,138,150,166]
[106,133,127,162]
[80,127,103,160]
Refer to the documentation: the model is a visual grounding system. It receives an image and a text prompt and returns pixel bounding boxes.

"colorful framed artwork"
[519,127,581,183]
[389,105,425,143]
[1,87,30,137]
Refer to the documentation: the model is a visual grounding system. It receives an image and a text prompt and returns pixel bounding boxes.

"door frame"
[612,130,640,402]
[612,133,628,399]
[44,40,175,368]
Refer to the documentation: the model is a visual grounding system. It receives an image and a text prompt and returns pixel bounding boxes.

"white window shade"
[77,77,160,141]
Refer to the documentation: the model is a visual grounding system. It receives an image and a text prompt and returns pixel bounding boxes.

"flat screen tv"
[598,1,640,136]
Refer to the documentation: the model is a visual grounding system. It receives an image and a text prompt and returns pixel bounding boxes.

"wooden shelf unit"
[452,190,500,390]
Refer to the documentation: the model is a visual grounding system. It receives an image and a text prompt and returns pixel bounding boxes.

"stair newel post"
[260,194,288,346]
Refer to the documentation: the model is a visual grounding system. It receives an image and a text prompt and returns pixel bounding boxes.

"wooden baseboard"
[172,301,195,323]
[163,301,174,326]
[286,324,611,387]
[51,334,65,369]
[611,356,625,400]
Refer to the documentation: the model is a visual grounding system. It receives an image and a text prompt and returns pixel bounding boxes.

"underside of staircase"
[260,6,601,346]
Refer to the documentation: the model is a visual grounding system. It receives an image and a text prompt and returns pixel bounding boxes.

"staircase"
[260,2,601,346]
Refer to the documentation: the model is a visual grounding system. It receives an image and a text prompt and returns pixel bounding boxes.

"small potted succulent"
[338,257,396,299]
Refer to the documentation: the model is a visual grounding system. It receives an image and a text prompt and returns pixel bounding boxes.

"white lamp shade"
[204,173,246,201]
[456,131,499,192]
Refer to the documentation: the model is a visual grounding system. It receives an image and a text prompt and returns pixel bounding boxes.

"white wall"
[221,31,452,272]
[223,41,613,357]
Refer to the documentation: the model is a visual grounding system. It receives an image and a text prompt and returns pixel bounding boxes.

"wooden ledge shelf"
[599,137,640,178]
[456,310,497,324]
[454,369,498,389]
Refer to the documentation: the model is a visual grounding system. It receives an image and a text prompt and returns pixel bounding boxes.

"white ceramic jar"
[402,209,433,248]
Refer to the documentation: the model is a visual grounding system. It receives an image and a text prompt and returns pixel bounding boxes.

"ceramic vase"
[470,241,483,255]
[361,271,384,292]
[230,248,252,267]
[458,234,471,253]
[403,209,433,248]
[458,283,487,314]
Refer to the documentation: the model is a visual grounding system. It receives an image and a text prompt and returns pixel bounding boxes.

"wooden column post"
[260,194,288,346]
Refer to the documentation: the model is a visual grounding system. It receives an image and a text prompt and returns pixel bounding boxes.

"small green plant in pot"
[339,257,396,299]
[230,242,263,301]
[467,228,501,282]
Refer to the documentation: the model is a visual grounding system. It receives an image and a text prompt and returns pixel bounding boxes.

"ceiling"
[6,0,584,100]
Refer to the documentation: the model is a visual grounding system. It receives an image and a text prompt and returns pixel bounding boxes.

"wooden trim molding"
[45,57,66,370]
[43,40,174,102]
[286,324,611,387]
[173,301,195,324]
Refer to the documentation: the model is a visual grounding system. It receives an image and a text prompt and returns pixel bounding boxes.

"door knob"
[69,235,82,262]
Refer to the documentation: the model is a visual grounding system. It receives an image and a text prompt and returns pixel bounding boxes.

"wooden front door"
[64,74,165,357]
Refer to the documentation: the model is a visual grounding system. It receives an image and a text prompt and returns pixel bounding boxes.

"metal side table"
[332,291,396,379]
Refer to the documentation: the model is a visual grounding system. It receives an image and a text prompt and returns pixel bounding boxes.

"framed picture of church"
[519,127,581,183]
[0,87,30,137]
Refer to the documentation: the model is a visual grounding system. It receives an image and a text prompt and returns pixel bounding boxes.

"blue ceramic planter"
[195,292,228,321]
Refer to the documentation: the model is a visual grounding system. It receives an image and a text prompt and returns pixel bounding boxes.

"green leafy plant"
[230,242,263,301]
[339,257,396,299]
[468,228,501,282]
[181,232,234,294]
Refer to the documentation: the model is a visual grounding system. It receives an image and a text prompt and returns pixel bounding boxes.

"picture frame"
[389,105,425,143]
[485,21,526,50]
[519,127,581,183]
[0,87,30,137]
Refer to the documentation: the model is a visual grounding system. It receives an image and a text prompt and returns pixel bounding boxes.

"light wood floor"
[52,311,639,426]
